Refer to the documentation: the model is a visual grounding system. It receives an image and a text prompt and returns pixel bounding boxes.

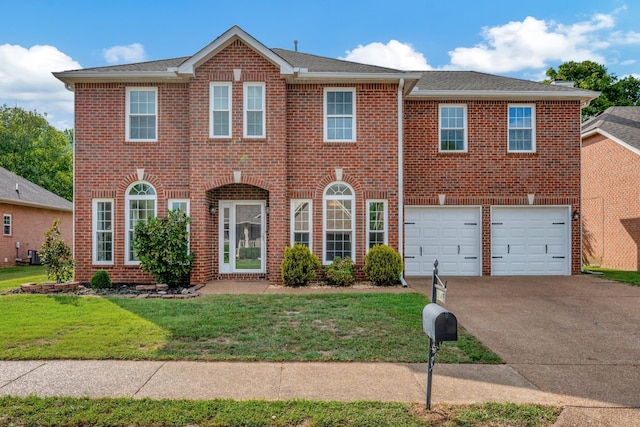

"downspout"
[398,79,408,287]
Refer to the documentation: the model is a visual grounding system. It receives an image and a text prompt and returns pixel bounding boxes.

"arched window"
[125,182,157,263]
[323,182,355,264]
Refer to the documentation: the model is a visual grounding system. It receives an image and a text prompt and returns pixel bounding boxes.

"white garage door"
[491,206,570,275]
[405,207,481,276]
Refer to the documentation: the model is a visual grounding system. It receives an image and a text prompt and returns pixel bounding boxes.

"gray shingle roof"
[271,48,402,73]
[66,57,189,73]
[582,106,640,150]
[0,167,72,211]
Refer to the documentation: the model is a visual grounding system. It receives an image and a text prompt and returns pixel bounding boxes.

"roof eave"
[582,128,640,156]
[288,71,422,92]
[408,89,600,103]
[0,198,73,212]
[53,71,189,90]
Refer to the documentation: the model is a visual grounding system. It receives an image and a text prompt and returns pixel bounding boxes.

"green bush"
[363,245,403,286]
[324,256,355,286]
[90,270,112,289]
[39,219,74,283]
[280,244,321,287]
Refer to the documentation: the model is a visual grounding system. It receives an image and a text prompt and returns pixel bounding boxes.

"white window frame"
[366,200,388,250]
[168,199,191,251]
[290,199,313,249]
[92,199,114,265]
[125,182,157,265]
[508,104,536,153]
[439,104,468,152]
[3,214,11,236]
[323,182,356,264]
[126,87,158,142]
[210,82,232,138]
[243,82,265,138]
[324,87,356,142]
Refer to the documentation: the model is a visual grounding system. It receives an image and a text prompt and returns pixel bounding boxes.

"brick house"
[54,26,597,284]
[0,166,73,268]
[582,106,640,271]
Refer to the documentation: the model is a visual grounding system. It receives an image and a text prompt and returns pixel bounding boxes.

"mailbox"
[422,303,457,342]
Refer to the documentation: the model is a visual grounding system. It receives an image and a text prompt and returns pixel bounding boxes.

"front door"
[219,201,265,273]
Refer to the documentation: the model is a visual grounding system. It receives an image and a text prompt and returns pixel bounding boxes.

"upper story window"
[92,199,113,264]
[126,88,157,142]
[508,104,535,152]
[291,200,312,248]
[210,83,232,138]
[125,182,156,264]
[244,82,265,138]
[3,214,11,236]
[324,88,356,142]
[323,182,355,264]
[439,105,467,152]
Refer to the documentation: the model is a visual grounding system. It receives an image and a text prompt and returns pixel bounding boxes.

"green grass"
[0,293,499,363]
[0,396,561,427]
[0,265,47,293]
[584,267,640,286]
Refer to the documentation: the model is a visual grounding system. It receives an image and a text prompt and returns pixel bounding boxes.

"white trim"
[125,87,158,142]
[290,199,313,250]
[218,200,266,274]
[323,182,356,264]
[92,199,114,265]
[209,82,232,138]
[409,89,599,102]
[324,87,356,142]
[438,104,468,152]
[243,82,266,138]
[582,128,640,157]
[507,104,536,153]
[3,213,11,236]
[366,200,388,250]
[124,181,157,265]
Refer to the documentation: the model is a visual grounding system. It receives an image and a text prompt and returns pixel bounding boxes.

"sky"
[1,0,639,130]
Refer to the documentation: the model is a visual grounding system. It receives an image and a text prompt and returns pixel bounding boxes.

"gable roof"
[582,106,640,154]
[0,167,73,212]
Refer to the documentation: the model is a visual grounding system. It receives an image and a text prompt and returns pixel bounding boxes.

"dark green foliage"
[132,210,194,287]
[323,256,355,286]
[280,244,321,287]
[90,270,112,289]
[38,219,74,283]
[238,246,260,260]
[363,244,403,286]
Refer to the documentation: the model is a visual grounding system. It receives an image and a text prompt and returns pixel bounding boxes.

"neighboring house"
[0,167,73,268]
[54,26,597,285]
[581,106,640,271]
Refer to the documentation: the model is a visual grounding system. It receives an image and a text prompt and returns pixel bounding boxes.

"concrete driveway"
[407,274,640,408]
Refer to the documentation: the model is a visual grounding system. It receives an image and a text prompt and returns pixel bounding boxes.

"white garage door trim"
[404,206,482,276]
[491,206,571,276]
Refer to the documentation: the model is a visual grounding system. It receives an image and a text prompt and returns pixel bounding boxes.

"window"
[323,182,355,263]
[125,182,156,263]
[244,82,265,138]
[508,105,535,152]
[367,200,387,250]
[92,199,113,264]
[3,214,11,236]
[210,83,232,138]
[439,105,467,152]
[324,88,356,142]
[126,88,157,141]
[291,200,312,248]
[168,199,190,251]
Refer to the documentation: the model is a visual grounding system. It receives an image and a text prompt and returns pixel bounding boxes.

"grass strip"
[0,396,561,427]
[583,267,640,286]
[0,266,47,292]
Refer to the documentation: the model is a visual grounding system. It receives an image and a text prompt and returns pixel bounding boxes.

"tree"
[0,105,73,200]
[545,61,640,121]
[39,219,74,283]
[132,209,194,287]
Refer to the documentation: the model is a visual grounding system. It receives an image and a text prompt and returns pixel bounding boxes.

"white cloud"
[103,43,146,64]
[340,40,432,70]
[0,44,80,129]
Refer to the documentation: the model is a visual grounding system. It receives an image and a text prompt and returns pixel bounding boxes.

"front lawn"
[584,267,640,286]
[0,293,500,363]
[0,265,47,293]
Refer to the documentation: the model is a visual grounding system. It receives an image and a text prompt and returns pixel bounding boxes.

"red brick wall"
[0,204,72,269]
[582,134,640,270]
[404,100,583,275]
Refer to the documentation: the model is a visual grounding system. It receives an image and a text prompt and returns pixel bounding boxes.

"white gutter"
[409,89,599,102]
[397,78,408,288]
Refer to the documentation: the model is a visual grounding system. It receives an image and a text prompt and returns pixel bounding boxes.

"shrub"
[363,245,403,286]
[324,256,355,287]
[90,270,112,289]
[39,219,74,283]
[132,209,194,288]
[281,244,321,287]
